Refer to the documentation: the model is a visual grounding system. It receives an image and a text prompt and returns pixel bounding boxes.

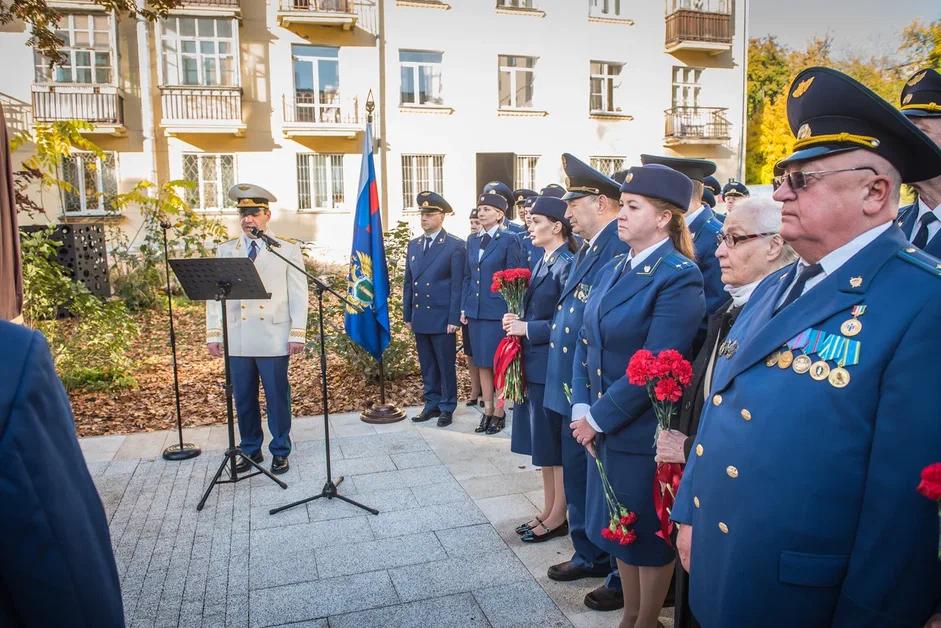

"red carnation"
[620,511,637,526]
[626,349,655,385]
[671,359,693,387]
[619,529,637,545]
[918,463,941,501]
[601,527,614,541]
[654,378,683,403]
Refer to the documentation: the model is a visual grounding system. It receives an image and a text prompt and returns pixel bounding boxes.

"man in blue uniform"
[404,191,466,427]
[673,67,941,628]
[703,175,725,222]
[0,321,124,626]
[898,68,941,257]
[513,188,542,269]
[541,154,630,601]
[721,179,749,214]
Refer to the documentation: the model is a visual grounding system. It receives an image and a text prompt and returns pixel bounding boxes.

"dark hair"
[649,198,696,261]
[546,216,579,253]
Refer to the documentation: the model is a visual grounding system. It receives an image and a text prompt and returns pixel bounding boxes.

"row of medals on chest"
[720,305,866,389]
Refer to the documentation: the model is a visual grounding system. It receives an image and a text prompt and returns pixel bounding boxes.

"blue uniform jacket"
[897,201,941,257]
[572,240,705,453]
[0,322,124,626]
[517,232,543,271]
[689,206,726,316]
[504,220,527,234]
[673,226,941,627]
[543,220,629,416]
[403,230,466,334]
[521,247,574,385]
[462,228,524,320]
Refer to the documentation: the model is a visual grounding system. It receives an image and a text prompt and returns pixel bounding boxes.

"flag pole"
[361,92,405,424]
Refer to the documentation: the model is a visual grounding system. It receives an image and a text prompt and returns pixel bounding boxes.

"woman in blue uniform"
[462,208,483,407]
[462,191,524,434]
[503,196,577,542]
[570,164,705,628]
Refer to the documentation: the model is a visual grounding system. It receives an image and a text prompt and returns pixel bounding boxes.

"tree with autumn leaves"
[746,19,941,185]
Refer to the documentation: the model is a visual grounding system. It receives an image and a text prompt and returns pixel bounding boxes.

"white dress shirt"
[684,205,706,227]
[478,224,500,261]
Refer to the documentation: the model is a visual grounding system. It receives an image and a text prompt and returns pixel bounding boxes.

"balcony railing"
[181,0,240,6]
[282,94,364,138]
[277,0,358,29]
[160,85,241,121]
[665,9,733,52]
[280,0,354,12]
[664,107,730,144]
[31,85,124,127]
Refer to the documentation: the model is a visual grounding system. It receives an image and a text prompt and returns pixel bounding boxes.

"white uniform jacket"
[206,233,308,356]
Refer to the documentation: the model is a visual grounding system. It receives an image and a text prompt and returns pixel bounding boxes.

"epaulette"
[897,246,941,277]
[895,202,917,228]
[281,236,299,244]
[663,250,695,271]
[703,217,723,235]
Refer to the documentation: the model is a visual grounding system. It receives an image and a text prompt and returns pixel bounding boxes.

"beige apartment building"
[1,0,747,256]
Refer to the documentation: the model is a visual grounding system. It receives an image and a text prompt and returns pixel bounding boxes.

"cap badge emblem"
[624,173,633,184]
[908,71,926,86]
[797,123,812,140]
[422,200,429,207]
[903,93,913,104]
[850,276,863,288]
[792,76,814,98]
[238,184,251,191]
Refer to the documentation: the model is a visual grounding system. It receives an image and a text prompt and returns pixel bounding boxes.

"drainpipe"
[376,0,391,226]
[136,0,158,189]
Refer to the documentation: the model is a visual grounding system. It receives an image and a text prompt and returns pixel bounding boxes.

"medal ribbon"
[786,329,811,352]
[804,329,828,354]
[851,305,867,318]
[837,338,861,367]
[818,335,847,362]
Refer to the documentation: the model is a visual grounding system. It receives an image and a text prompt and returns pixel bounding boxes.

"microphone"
[250,227,281,248]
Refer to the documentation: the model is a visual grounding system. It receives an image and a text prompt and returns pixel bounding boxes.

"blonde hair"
[650,198,696,261]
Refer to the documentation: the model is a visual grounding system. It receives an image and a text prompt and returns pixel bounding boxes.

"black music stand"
[168,257,289,511]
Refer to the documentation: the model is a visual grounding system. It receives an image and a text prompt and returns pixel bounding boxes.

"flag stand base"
[361,403,406,424]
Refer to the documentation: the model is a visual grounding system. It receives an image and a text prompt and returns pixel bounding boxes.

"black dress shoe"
[234,451,263,474]
[584,584,624,612]
[271,455,289,475]
[475,415,492,433]
[465,398,479,407]
[547,560,611,582]
[520,521,569,543]
[485,415,505,434]
[515,517,541,535]
[436,412,453,427]
[411,409,441,423]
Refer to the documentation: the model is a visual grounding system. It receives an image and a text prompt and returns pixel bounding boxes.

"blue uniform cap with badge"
[640,154,716,183]
[539,184,566,199]
[529,196,570,230]
[619,163,693,211]
[416,190,453,214]
[703,175,722,195]
[482,181,514,209]
[228,183,276,215]
[900,68,941,118]
[722,180,749,197]
[478,189,508,212]
[512,188,537,207]
[560,153,621,201]
[775,66,941,183]
[469,207,479,219]
[702,188,716,208]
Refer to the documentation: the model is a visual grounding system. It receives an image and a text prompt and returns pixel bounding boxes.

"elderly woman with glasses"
[656,197,796,628]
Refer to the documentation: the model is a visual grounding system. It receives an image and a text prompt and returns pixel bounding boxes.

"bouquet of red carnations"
[491,268,531,407]
[595,455,640,546]
[626,348,694,547]
[918,462,941,560]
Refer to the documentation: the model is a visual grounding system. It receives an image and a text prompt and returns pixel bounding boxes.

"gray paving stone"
[459,471,543,500]
[410,477,468,506]
[306,487,417,523]
[327,593,489,628]
[368,499,488,539]
[474,580,571,628]
[389,550,530,603]
[390,450,441,469]
[435,523,507,558]
[315,531,446,578]
[336,432,429,459]
[270,621,327,628]
[249,571,399,627]
[353,464,453,491]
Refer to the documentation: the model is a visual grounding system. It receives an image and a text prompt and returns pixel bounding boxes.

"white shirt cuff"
[584,410,603,433]
[523,321,529,338]
[572,403,590,422]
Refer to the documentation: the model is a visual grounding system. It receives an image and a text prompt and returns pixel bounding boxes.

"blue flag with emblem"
[343,119,390,360]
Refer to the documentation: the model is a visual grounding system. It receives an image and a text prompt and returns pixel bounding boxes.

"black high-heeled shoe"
[515,517,542,535]
[520,520,569,544]
[475,415,492,433]
[465,398,480,407]
[486,415,505,434]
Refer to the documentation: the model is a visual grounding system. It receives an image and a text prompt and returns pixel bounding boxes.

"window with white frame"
[668,0,730,13]
[182,153,236,211]
[292,45,340,123]
[399,50,443,106]
[401,155,444,209]
[672,66,702,108]
[160,17,237,86]
[590,61,623,113]
[515,155,539,191]
[590,156,625,177]
[297,153,345,210]
[60,151,117,213]
[589,0,624,18]
[35,14,115,84]
[499,55,535,109]
[497,0,535,7]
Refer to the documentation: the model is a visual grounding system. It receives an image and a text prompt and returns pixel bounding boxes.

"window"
[399,50,443,106]
[292,45,340,123]
[590,61,623,113]
[672,66,702,108]
[35,14,114,84]
[499,55,535,109]
[668,0,730,12]
[182,153,236,211]
[401,155,444,209]
[497,0,534,7]
[297,153,344,210]
[590,0,624,18]
[61,152,117,214]
[590,156,625,176]
[160,17,237,86]
[515,155,539,190]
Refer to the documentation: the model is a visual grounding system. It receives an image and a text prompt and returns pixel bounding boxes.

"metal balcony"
[159,85,245,136]
[31,85,125,136]
[663,107,730,146]
[277,0,358,30]
[282,94,364,138]
[665,7,733,54]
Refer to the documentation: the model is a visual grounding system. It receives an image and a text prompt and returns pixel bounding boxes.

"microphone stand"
[159,220,201,461]
[254,231,379,517]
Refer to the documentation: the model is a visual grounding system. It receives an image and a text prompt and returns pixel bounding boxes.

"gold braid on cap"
[237,198,268,209]
[792,132,880,152]
[901,102,941,112]
[567,186,601,194]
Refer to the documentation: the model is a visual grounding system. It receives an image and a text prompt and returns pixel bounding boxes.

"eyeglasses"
[772,166,878,191]
[716,232,777,248]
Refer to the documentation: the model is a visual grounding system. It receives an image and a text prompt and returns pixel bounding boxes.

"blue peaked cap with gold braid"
[775,66,941,183]
[900,68,941,118]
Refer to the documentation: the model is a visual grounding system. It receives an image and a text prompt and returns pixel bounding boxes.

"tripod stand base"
[269,477,379,516]
[360,403,406,424]
[197,447,287,511]
[162,442,201,461]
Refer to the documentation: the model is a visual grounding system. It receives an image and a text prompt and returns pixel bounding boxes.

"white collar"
[800,222,893,277]
[483,224,500,238]
[423,229,442,241]
[725,278,762,307]
[628,237,669,267]
[684,205,706,226]
[916,196,941,219]
[588,218,617,248]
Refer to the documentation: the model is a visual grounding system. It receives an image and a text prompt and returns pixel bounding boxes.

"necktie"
[912,212,938,249]
[248,240,258,262]
[575,242,589,266]
[480,233,492,250]
[621,258,633,276]
[776,262,823,312]
[423,236,432,252]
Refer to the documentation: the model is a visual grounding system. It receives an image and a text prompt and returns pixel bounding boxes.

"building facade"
[2,0,746,256]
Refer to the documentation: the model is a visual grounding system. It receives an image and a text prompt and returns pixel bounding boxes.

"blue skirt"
[530,386,563,467]
[585,440,675,566]
[467,318,504,368]
[510,397,532,456]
